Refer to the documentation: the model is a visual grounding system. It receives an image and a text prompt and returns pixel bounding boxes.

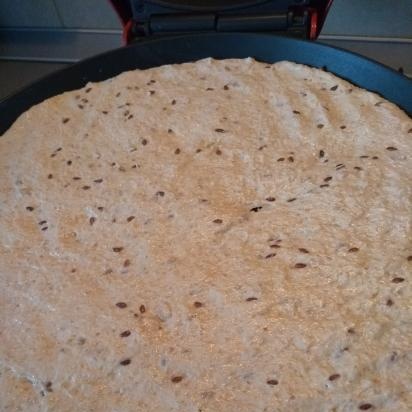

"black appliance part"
[1,33,411,135]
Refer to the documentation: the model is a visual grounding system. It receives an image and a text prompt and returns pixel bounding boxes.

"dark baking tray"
[1,32,411,135]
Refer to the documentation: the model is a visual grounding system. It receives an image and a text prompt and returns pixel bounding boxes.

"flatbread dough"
[0,58,411,412]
